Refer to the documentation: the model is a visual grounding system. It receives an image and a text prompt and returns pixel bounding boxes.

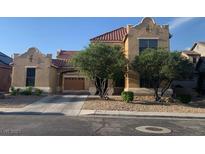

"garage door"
[64,77,85,90]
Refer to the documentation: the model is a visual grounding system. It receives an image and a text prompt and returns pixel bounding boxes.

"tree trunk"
[154,87,160,101]
[153,79,161,102]
[95,77,108,99]
[160,80,172,97]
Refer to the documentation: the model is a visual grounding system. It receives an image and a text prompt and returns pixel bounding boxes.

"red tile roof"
[52,59,68,68]
[57,50,79,60]
[90,27,127,42]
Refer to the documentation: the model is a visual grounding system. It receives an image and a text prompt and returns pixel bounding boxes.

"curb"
[0,109,205,119]
[79,110,205,119]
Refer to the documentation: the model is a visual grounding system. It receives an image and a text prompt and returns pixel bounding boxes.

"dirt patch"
[83,96,205,113]
[0,95,45,108]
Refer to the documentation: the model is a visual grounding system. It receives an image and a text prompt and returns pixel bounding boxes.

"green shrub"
[34,88,43,96]
[10,87,16,95]
[11,86,18,95]
[16,88,21,95]
[20,87,32,95]
[121,91,134,103]
[176,95,192,104]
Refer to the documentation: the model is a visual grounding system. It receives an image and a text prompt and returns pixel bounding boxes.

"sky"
[0,17,204,58]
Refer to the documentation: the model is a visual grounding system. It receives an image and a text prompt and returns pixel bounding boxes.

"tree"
[132,48,194,101]
[72,43,127,99]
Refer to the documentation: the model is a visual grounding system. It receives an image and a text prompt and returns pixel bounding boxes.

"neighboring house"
[11,47,94,93]
[192,42,205,93]
[191,42,205,56]
[181,50,201,64]
[90,17,171,93]
[181,42,205,64]
[0,52,12,92]
[176,42,205,95]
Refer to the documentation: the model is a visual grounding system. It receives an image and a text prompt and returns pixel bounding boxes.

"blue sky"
[0,17,204,58]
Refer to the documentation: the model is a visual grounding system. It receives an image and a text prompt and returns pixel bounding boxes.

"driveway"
[1,94,88,116]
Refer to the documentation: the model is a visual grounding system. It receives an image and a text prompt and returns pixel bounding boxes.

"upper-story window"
[139,39,158,53]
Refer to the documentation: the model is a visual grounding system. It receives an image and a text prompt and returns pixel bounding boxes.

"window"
[26,68,36,87]
[139,39,158,88]
[139,39,158,53]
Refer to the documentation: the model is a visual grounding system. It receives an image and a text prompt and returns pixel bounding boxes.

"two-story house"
[11,17,171,94]
[90,17,171,93]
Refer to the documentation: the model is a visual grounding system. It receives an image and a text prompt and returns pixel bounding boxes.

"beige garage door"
[64,77,85,90]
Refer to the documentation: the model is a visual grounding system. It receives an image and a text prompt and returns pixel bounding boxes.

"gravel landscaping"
[83,96,205,113]
[0,95,45,108]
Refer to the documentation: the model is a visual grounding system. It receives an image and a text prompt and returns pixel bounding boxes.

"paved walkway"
[0,95,88,116]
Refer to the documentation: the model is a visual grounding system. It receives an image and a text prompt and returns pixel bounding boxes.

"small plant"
[176,95,192,104]
[121,91,134,103]
[34,88,43,96]
[11,86,18,95]
[20,87,32,95]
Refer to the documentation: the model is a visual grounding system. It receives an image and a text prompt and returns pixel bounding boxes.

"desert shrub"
[34,88,43,96]
[121,91,134,103]
[20,87,32,95]
[176,94,192,104]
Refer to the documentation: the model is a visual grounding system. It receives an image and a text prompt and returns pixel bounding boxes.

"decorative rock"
[161,97,174,104]
[166,97,175,103]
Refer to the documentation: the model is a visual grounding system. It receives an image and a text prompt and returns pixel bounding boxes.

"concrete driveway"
[7,94,88,116]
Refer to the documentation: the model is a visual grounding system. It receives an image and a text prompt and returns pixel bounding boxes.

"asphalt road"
[0,115,205,136]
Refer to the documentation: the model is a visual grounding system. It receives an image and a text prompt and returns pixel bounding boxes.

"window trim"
[137,37,159,40]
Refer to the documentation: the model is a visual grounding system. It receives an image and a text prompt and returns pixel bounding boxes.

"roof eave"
[51,64,59,69]
[90,40,124,43]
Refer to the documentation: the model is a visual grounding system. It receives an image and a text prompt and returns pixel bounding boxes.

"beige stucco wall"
[124,17,170,90]
[11,47,56,93]
[49,66,58,93]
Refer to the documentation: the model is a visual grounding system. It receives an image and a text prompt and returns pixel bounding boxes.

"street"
[0,115,205,136]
